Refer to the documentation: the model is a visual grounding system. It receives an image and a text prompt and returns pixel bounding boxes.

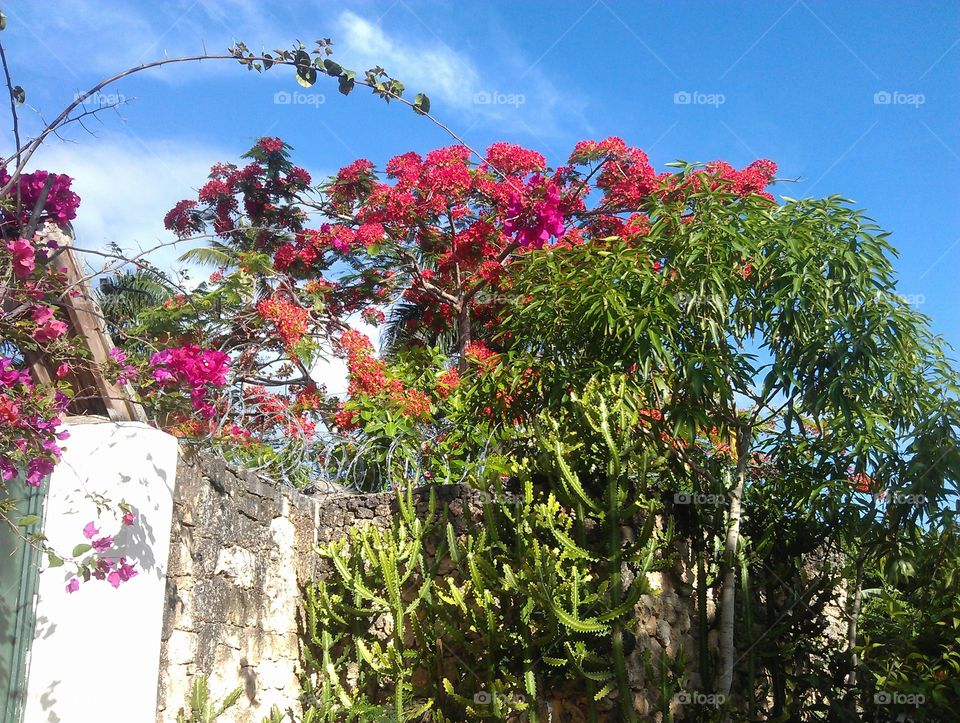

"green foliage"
[301,382,672,721]
[858,518,960,718]
[95,268,175,347]
[176,675,243,723]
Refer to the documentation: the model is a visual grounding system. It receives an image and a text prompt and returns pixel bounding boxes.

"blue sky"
[3,0,959,354]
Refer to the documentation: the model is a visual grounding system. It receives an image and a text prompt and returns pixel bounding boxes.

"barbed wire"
[191,385,494,495]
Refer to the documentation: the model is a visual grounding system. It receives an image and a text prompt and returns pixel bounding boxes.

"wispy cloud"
[335,10,480,112]
[33,135,224,269]
[333,10,577,143]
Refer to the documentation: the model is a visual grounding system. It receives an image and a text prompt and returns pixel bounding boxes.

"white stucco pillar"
[23,419,178,723]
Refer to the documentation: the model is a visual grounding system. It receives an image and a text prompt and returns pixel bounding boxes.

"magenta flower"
[122,512,136,526]
[151,367,175,383]
[502,177,566,249]
[6,238,35,277]
[25,457,54,486]
[30,306,69,343]
[116,557,138,583]
[65,579,79,593]
[82,521,99,539]
[91,536,113,553]
[0,458,15,481]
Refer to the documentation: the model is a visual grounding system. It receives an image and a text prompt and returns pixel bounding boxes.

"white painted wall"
[24,420,178,723]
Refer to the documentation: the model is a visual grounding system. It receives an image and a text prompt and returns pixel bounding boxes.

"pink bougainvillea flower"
[122,512,136,526]
[25,457,54,486]
[82,521,99,539]
[502,177,566,249]
[151,367,175,383]
[6,238,35,277]
[116,557,137,582]
[91,536,113,553]
[0,458,16,481]
[30,306,69,343]
[107,571,121,588]
[56,362,71,378]
[65,578,79,593]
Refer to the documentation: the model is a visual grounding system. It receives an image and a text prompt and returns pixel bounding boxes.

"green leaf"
[413,93,430,115]
[17,514,40,527]
[338,75,355,96]
[0,13,7,31]
[552,602,608,634]
[296,66,318,87]
[322,59,342,76]
[72,543,92,557]
[46,553,64,568]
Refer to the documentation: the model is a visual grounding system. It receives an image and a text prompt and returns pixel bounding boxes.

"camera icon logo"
[674,492,692,504]
[674,90,692,105]
[274,90,292,105]
[874,691,892,704]
[675,691,692,704]
[473,691,492,705]
[873,90,892,105]
[473,91,492,105]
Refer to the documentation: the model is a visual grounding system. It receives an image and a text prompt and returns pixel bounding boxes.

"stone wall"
[157,453,484,721]
[156,452,847,722]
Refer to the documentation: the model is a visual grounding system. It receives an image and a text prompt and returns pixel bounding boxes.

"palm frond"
[379,299,426,358]
[179,240,241,268]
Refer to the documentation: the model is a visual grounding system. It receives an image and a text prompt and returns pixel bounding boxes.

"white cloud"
[32,134,224,273]
[336,10,481,112]
[333,10,575,140]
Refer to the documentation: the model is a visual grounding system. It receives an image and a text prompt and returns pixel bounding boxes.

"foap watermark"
[673,90,726,108]
[880,290,926,307]
[674,691,726,707]
[674,291,724,315]
[74,90,127,107]
[475,489,523,507]
[473,90,525,108]
[274,90,326,107]
[674,492,725,507]
[473,290,515,306]
[874,690,926,708]
[878,491,928,507]
[473,690,526,706]
[874,91,925,108]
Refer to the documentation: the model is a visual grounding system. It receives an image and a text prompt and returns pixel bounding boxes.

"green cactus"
[300,375,671,721]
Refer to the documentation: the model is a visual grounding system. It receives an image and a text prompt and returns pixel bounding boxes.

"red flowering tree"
[140,135,784,489]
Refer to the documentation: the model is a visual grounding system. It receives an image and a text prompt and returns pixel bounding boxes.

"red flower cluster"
[338,330,431,421]
[701,159,778,200]
[256,296,309,350]
[435,368,461,399]
[465,341,499,369]
[164,136,313,246]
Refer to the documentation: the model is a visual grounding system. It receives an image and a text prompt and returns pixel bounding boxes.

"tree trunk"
[717,431,750,699]
[457,302,471,373]
[846,560,864,686]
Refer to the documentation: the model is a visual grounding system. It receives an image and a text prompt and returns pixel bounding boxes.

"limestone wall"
[157,453,482,720]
